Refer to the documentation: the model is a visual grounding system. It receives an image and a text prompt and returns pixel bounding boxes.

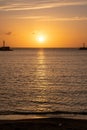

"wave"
[0,110,87,115]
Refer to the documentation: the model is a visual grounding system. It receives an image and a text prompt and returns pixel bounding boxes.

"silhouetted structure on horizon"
[79,43,87,50]
[0,41,13,51]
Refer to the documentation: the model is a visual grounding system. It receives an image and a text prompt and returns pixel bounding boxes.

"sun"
[37,35,45,43]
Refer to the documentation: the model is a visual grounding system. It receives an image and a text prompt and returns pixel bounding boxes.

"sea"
[0,48,87,120]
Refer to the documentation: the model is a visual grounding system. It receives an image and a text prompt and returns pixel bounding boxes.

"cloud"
[42,17,87,21]
[5,32,12,35]
[17,16,46,20]
[17,15,87,21]
[0,31,12,36]
[0,0,87,11]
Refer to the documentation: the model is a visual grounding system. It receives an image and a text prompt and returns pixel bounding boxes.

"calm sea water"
[0,48,87,119]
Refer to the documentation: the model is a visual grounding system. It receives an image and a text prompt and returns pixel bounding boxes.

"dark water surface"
[0,48,87,119]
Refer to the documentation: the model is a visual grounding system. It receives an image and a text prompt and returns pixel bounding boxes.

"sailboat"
[0,41,13,51]
[79,43,87,50]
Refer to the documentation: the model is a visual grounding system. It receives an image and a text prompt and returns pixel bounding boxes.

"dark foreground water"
[0,48,87,119]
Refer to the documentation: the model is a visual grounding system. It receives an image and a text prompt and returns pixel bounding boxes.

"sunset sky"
[0,0,87,48]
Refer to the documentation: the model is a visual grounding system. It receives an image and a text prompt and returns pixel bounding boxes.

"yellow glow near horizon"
[37,35,46,43]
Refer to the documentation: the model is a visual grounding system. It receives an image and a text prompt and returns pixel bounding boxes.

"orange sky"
[0,0,87,48]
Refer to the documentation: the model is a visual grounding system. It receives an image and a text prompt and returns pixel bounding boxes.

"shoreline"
[0,112,87,120]
[0,117,87,130]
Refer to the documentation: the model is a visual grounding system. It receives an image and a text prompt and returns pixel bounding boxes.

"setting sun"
[37,35,46,43]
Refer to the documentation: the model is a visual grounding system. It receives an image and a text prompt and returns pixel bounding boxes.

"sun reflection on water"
[37,49,46,79]
[35,49,50,111]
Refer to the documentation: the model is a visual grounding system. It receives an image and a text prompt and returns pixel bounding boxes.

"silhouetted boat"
[79,43,87,50]
[0,41,13,51]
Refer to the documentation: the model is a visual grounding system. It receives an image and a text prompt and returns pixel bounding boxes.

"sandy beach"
[0,117,87,130]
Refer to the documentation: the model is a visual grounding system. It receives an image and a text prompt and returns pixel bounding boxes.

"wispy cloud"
[17,16,46,20]
[5,32,12,35]
[0,0,87,11]
[43,17,87,21]
[0,31,12,36]
[16,15,87,21]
